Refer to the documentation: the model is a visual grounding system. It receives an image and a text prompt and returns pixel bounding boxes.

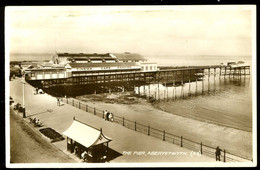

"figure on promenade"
[33,118,37,124]
[108,112,114,122]
[57,98,60,106]
[81,151,88,162]
[74,146,79,157]
[106,112,110,121]
[215,146,222,161]
[104,110,108,120]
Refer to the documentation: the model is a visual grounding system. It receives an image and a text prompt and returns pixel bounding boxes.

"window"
[146,66,148,70]
[150,66,153,70]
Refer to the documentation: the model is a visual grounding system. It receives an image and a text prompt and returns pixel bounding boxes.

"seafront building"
[25,52,158,95]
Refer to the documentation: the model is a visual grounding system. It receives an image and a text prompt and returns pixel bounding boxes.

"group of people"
[31,117,42,127]
[81,150,88,162]
[74,146,89,162]
[33,87,44,95]
[103,110,114,122]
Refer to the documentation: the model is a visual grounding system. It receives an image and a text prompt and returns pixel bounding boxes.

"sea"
[9,53,253,132]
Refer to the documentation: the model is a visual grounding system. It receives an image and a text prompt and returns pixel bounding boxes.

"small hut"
[63,119,112,162]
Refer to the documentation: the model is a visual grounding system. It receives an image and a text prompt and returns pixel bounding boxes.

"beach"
[76,91,252,159]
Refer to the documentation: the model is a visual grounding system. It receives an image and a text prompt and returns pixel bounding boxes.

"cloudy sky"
[6,6,255,57]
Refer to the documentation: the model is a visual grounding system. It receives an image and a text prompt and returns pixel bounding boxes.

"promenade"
[9,77,216,164]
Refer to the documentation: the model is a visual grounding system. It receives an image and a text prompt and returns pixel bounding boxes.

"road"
[10,108,75,163]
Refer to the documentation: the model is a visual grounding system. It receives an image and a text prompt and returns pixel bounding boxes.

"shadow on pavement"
[27,109,53,118]
[105,147,122,162]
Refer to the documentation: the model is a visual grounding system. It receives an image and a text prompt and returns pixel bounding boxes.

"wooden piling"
[181,136,183,147]
[189,79,191,97]
[202,73,204,94]
[181,81,184,99]
[224,150,226,162]
[196,79,198,95]
[208,76,210,93]
[164,85,166,100]
[200,142,203,154]
[143,84,145,96]
[155,88,157,101]
[148,83,150,99]
[157,72,160,101]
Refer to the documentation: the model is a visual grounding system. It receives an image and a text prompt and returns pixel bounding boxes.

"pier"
[28,65,250,97]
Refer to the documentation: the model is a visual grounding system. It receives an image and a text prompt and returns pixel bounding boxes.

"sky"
[6,6,255,57]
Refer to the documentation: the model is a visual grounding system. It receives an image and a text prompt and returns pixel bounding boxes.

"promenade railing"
[60,97,252,163]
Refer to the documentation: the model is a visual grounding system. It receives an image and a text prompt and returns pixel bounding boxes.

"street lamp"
[22,74,26,118]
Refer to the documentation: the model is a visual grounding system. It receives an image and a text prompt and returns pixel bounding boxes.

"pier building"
[25,52,158,95]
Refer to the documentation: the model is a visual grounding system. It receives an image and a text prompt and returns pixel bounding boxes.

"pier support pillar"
[181,81,184,99]
[208,73,210,93]
[195,79,197,95]
[202,76,204,94]
[188,79,191,97]
[148,84,150,99]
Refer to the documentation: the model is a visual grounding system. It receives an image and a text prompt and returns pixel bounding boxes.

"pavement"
[9,108,76,163]
[8,77,218,166]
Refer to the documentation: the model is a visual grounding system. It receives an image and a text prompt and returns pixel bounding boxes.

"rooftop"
[56,52,146,61]
[66,62,138,68]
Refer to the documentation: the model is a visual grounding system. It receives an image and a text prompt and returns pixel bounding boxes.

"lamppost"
[22,74,26,118]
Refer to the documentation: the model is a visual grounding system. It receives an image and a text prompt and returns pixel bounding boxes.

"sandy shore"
[76,92,252,158]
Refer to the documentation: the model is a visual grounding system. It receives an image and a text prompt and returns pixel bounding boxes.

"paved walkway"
[10,108,76,163]
[9,78,216,164]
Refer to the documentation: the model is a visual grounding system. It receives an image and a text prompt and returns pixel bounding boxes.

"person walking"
[215,146,222,161]
[103,110,108,121]
[57,98,60,106]
[106,112,110,121]
[81,151,88,162]
[108,112,114,122]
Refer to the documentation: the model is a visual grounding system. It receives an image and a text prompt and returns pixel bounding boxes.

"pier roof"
[57,53,110,57]
[111,53,146,61]
[55,52,146,61]
[66,62,138,68]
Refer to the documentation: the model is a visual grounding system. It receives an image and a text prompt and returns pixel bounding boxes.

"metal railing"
[61,97,252,162]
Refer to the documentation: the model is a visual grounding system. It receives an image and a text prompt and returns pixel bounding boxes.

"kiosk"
[63,118,112,162]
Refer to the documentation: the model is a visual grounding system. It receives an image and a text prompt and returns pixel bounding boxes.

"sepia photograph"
[5,5,256,167]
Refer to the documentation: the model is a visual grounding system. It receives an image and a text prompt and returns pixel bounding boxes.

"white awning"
[63,120,112,148]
